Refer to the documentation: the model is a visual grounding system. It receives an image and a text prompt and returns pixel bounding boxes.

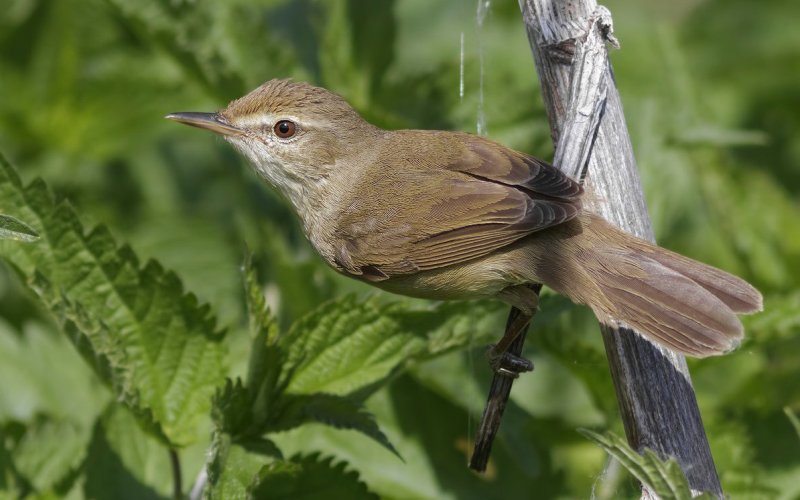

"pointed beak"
[165,112,243,137]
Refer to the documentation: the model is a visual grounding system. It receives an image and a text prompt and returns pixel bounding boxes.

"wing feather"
[332,132,582,280]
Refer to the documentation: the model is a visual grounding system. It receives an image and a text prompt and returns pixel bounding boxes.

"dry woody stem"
[472,2,724,497]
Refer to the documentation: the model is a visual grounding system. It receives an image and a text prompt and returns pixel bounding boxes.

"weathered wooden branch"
[518,0,723,497]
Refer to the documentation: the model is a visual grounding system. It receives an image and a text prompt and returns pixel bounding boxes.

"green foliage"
[0,215,39,242]
[0,0,798,498]
[580,429,713,500]
[0,153,226,447]
[249,454,377,500]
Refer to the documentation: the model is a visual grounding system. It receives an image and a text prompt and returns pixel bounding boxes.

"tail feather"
[547,214,762,358]
[590,251,744,356]
[637,246,763,314]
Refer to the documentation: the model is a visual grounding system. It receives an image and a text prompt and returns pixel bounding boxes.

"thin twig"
[468,288,539,471]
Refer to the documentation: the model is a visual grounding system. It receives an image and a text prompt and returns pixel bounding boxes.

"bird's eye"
[273,120,297,139]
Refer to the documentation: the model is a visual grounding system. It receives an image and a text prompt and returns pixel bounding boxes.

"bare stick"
[469,289,537,471]
[519,0,723,496]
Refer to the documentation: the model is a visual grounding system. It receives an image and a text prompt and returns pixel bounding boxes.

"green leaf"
[243,258,287,432]
[579,429,714,500]
[82,405,176,500]
[281,297,504,398]
[211,259,287,438]
[7,417,87,495]
[205,431,279,500]
[212,262,399,460]
[0,153,226,447]
[282,296,426,396]
[276,394,399,458]
[249,453,377,500]
[0,214,38,242]
[0,320,108,425]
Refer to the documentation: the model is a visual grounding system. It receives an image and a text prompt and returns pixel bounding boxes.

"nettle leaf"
[211,260,286,437]
[214,264,397,452]
[207,441,378,499]
[0,214,38,242]
[209,263,505,488]
[244,258,284,414]
[579,429,715,500]
[282,296,427,396]
[276,394,398,458]
[205,431,281,500]
[281,296,504,398]
[0,154,226,447]
[249,453,377,500]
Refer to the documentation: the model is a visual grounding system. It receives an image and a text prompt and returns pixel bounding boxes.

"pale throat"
[227,136,329,239]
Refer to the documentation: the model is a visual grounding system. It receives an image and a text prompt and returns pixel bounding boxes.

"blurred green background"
[0,0,798,498]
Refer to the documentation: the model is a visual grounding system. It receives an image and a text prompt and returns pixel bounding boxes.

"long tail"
[538,213,763,357]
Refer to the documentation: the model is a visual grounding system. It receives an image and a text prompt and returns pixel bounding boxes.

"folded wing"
[332,133,583,281]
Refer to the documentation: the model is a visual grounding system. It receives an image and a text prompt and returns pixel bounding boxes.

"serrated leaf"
[281,296,505,398]
[276,394,399,458]
[243,258,285,426]
[205,431,278,500]
[0,214,38,242]
[282,296,426,396]
[212,263,399,458]
[249,453,377,500]
[0,154,226,447]
[212,260,287,439]
[244,256,279,346]
[579,429,715,500]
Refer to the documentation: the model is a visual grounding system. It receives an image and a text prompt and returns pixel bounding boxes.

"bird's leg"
[486,286,539,377]
[486,312,534,377]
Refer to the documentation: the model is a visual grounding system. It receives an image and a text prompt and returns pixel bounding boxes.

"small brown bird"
[167,79,762,358]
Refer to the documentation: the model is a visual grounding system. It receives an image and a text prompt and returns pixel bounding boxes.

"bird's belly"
[369,255,526,302]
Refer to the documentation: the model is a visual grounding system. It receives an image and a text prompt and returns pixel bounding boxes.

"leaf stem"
[169,448,182,499]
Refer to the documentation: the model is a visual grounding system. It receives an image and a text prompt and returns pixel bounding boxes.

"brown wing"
[332,132,583,281]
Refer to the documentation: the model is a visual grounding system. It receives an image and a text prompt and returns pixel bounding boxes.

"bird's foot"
[485,344,534,378]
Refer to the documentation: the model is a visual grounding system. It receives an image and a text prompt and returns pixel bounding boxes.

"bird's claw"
[485,344,534,378]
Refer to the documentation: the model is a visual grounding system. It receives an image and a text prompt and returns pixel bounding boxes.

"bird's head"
[166,79,377,213]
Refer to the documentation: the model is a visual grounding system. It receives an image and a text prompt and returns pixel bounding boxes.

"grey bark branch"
[519,0,723,497]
